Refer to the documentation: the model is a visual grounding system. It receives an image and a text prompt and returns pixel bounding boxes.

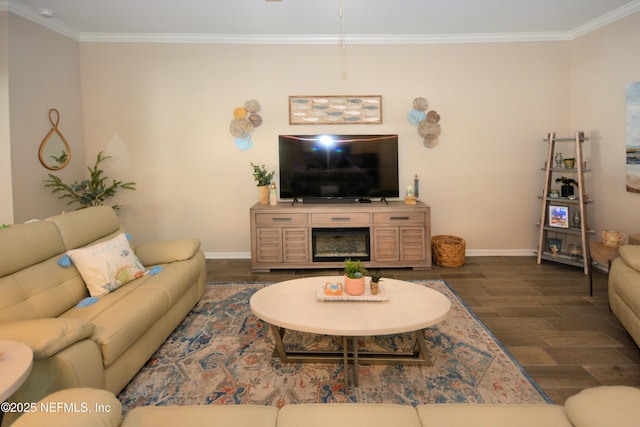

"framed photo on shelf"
[549,205,569,228]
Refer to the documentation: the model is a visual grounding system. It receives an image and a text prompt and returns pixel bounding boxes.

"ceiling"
[3,0,640,43]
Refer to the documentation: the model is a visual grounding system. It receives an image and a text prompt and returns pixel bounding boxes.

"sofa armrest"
[564,386,640,427]
[11,388,122,427]
[0,319,94,360]
[618,245,640,272]
[135,239,201,266]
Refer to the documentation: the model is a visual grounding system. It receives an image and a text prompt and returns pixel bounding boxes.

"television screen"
[279,134,399,202]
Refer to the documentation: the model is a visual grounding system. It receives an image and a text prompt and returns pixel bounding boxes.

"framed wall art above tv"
[289,95,382,125]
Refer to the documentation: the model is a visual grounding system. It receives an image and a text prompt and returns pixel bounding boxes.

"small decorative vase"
[554,152,563,168]
[572,212,581,227]
[344,276,365,296]
[258,185,269,204]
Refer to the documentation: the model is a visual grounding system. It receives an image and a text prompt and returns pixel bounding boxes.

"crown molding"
[568,0,640,39]
[79,32,571,44]
[1,0,79,40]
[80,33,341,44]
[3,0,639,45]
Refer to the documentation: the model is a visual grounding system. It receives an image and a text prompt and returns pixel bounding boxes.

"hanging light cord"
[340,0,346,53]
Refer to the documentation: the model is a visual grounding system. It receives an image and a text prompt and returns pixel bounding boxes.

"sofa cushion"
[0,255,88,322]
[0,318,94,359]
[0,256,88,322]
[66,233,147,297]
[122,405,278,427]
[139,258,202,306]
[47,206,123,250]
[62,283,170,366]
[565,386,640,427]
[417,404,572,427]
[619,245,640,272]
[0,220,64,277]
[135,239,201,266]
[277,404,422,427]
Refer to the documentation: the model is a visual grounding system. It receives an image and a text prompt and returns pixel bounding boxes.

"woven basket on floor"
[432,235,466,267]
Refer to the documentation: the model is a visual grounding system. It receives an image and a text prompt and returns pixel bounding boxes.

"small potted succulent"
[369,271,382,295]
[555,176,578,198]
[251,162,275,204]
[343,258,367,296]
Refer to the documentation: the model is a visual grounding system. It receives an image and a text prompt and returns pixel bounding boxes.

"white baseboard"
[465,249,536,257]
[205,252,251,259]
[204,250,537,260]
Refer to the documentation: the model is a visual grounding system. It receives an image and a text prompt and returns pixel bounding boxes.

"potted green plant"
[251,162,275,204]
[43,151,135,210]
[555,176,578,198]
[343,258,367,296]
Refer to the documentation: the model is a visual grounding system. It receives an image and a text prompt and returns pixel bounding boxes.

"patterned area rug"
[118,281,550,413]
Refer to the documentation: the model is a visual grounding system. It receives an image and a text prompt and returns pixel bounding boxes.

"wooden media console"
[250,201,431,272]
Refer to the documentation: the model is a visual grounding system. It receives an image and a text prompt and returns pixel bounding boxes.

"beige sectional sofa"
[0,206,206,426]
[609,244,640,347]
[11,385,640,427]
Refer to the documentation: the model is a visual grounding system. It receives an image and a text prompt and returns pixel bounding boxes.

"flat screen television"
[279,134,399,203]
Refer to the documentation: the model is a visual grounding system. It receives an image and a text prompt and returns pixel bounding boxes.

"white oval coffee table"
[250,276,451,388]
[0,340,33,424]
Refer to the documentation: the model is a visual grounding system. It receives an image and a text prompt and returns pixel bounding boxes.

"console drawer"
[373,212,425,225]
[256,213,308,227]
[311,212,370,226]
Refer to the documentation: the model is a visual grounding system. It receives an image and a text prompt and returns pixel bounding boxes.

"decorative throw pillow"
[66,233,147,297]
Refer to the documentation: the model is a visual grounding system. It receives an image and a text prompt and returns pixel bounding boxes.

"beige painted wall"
[0,12,13,224]
[7,14,84,222]
[79,41,570,256]
[6,11,637,256]
[569,12,640,242]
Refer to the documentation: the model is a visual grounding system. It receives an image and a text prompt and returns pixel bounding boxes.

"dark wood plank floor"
[206,256,640,404]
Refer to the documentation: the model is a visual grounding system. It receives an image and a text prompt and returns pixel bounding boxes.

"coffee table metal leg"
[352,336,359,387]
[266,324,432,388]
[415,329,432,365]
[342,336,349,390]
[270,324,288,361]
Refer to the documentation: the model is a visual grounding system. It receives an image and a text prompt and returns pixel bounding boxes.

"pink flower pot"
[344,275,365,296]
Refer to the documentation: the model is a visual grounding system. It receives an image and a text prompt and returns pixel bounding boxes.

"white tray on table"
[317,283,389,301]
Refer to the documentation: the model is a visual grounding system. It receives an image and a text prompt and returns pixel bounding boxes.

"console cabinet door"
[283,228,309,263]
[255,213,309,266]
[256,228,283,263]
[373,227,399,262]
[374,226,426,262]
[399,227,426,261]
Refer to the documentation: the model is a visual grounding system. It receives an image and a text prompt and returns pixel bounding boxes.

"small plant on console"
[250,162,275,187]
